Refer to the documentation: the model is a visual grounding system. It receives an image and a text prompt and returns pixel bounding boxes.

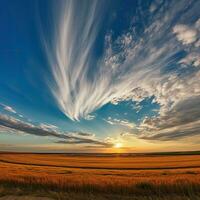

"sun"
[114,142,123,148]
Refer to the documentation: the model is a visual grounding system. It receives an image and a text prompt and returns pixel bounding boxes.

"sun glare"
[115,143,123,148]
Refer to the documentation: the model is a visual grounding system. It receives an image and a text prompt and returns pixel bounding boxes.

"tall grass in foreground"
[0,176,200,198]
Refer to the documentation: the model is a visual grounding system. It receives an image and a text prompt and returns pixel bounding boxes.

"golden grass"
[0,153,200,199]
[1,153,200,169]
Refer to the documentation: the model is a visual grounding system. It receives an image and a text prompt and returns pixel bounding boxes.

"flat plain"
[0,152,200,200]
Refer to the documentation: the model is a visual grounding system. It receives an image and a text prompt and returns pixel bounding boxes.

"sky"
[0,0,200,153]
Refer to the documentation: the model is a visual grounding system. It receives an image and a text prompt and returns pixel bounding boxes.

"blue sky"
[0,0,200,152]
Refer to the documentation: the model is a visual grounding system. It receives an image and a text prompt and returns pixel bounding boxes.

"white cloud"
[105,117,135,129]
[120,132,133,137]
[0,103,27,119]
[179,53,200,67]
[1,104,17,114]
[84,114,95,121]
[137,95,200,140]
[173,24,197,45]
[43,0,200,144]
[173,19,200,68]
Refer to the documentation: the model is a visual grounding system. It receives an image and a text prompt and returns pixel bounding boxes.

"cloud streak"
[44,0,200,140]
[0,103,17,114]
[0,114,111,147]
[105,117,135,129]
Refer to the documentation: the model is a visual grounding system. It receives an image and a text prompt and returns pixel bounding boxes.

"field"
[0,152,200,200]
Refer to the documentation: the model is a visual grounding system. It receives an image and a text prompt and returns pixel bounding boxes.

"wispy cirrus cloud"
[44,0,200,140]
[45,0,199,117]
[0,103,17,114]
[0,103,24,119]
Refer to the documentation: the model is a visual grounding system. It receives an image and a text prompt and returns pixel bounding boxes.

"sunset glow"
[0,0,199,153]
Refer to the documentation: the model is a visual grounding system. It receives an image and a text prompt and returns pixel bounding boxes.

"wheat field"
[0,153,200,200]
